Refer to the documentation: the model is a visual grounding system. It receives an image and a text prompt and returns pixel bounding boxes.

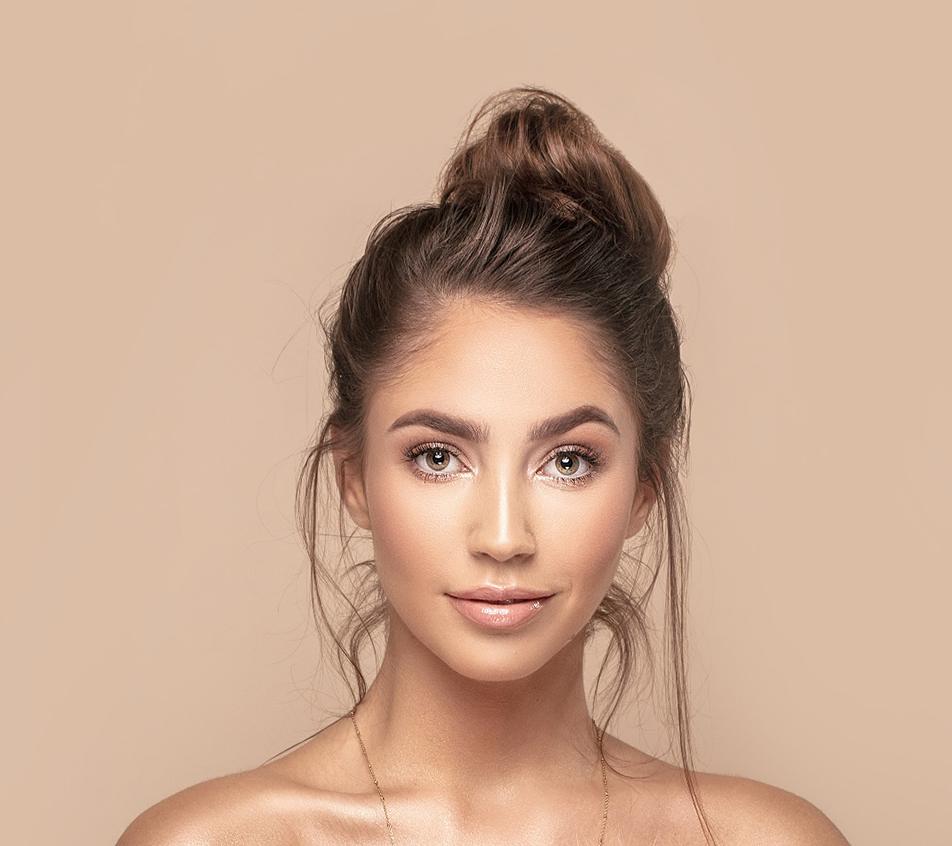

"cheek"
[363,464,465,594]
[540,484,631,592]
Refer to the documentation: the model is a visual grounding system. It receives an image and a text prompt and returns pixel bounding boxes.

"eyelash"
[402,441,604,488]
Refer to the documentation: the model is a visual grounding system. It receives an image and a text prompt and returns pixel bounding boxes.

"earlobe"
[625,479,657,539]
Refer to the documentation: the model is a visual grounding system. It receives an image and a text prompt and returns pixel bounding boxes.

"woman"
[118,86,850,845]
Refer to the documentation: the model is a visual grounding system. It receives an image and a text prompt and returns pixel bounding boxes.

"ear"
[624,476,657,539]
[330,427,372,531]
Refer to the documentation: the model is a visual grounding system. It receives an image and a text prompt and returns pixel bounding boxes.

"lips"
[446,585,555,603]
[446,590,555,630]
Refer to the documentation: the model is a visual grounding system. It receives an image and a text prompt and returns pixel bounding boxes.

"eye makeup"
[401,440,605,488]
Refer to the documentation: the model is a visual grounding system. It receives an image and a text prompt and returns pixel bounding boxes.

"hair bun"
[437,86,669,265]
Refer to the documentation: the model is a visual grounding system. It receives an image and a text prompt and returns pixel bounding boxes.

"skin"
[117,300,851,845]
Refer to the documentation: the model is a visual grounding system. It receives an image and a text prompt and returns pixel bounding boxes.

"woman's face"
[336,300,655,682]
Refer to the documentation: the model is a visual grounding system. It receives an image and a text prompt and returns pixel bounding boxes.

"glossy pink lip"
[447,593,555,630]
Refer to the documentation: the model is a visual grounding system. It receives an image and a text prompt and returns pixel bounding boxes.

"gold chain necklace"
[348,705,610,845]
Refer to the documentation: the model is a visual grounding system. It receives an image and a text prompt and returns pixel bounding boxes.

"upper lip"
[446,585,555,602]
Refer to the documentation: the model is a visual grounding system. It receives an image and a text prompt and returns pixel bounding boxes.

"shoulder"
[599,736,849,845]
[115,769,307,846]
[684,771,852,846]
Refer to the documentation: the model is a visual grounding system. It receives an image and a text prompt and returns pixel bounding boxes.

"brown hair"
[271,85,713,843]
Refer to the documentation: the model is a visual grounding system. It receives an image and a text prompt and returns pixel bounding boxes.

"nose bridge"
[468,456,535,561]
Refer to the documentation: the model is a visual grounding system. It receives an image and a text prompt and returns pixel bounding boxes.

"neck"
[350,611,602,799]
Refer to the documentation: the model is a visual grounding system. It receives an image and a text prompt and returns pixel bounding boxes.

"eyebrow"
[386,404,621,443]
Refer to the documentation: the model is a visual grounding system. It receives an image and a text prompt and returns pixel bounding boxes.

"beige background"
[2,2,948,844]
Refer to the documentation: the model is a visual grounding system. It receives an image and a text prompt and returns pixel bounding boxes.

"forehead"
[366,302,633,437]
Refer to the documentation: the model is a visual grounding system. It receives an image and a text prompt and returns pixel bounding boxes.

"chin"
[424,622,588,685]
[434,644,558,684]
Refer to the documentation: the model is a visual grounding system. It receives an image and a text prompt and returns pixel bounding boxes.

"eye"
[403,442,465,483]
[539,446,603,488]
[402,442,603,487]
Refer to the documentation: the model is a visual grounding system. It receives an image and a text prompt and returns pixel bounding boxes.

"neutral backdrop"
[3,3,948,845]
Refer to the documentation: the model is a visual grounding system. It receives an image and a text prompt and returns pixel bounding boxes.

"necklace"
[348,705,610,845]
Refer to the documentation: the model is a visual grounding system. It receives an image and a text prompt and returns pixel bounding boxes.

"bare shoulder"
[598,736,850,846]
[115,769,308,846]
[685,770,852,846]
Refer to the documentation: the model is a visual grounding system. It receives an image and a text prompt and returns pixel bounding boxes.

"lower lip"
[447,594,554,630]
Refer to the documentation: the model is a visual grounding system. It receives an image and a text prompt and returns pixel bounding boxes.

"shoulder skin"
[114,771,297,846]
[693,773,852,846]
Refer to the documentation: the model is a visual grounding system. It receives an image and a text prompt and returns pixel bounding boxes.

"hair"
[266,85,714,843]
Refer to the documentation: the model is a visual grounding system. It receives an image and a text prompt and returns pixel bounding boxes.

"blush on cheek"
[547,492,630,586]
[365,478,461,594]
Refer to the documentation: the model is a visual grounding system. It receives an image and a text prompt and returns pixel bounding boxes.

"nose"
[466,463,536,562]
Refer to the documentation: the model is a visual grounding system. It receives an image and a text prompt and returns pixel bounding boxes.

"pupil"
[428,449,447,470]
[558,453,578,474]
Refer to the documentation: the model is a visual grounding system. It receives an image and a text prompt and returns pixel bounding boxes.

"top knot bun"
[437,86,670,268]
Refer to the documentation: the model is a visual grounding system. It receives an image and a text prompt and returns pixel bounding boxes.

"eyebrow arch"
[386,404,621,443]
